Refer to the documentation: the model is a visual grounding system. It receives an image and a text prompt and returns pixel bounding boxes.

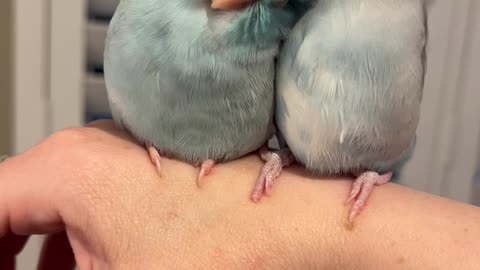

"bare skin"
[1,121,480,269]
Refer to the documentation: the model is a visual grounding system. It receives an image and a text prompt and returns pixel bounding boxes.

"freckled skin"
[397,256,406,264]
[165,211,179,222]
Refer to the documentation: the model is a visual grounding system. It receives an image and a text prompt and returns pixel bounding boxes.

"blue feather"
[225,1,297,47]
[275,0,427,174]
[103,0,299,164]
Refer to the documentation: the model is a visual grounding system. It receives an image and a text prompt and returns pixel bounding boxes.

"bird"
[103,0,298,186]
[252,0,428,225]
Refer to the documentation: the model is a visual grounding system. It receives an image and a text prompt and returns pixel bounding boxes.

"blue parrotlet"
[252,0,428,224]
[104,0,298,186]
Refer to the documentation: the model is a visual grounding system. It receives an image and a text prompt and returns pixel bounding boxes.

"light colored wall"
[0,0,13,155]
[400,0,480,204]
[12,0,85,267]
[7,0,46,268]
[475,138,480,206]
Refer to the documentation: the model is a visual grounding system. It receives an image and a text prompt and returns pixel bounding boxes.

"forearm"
[2,122,479,269]
[182,157,480,269]
[338,178,480,270]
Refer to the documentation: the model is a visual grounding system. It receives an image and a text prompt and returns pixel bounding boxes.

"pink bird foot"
[251,147,295,202]
[197,159,216,188]
[147,144,162,176]
[346,171,393,225]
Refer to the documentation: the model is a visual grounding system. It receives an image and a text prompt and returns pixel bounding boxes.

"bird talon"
[347,171,392,223]
[250,147,295,201]
[147,144,162,176]
[197,160,216,188]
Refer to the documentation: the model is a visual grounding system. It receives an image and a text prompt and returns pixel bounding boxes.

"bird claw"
[197,160,216,188]
[147,144,162,176]
[251,147,295,202]
[346,171,393,224]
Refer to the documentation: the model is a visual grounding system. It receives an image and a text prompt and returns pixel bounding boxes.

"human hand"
[0,120,341,269]
[2,120,479,270]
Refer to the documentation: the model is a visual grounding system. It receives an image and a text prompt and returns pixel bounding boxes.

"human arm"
[0,120,479,269]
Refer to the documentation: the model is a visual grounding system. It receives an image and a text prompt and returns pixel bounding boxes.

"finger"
[0,235,29,270]
[0,151,64,237]
[38,232,76,270]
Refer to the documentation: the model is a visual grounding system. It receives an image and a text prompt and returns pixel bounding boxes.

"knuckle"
[47,127,93,148]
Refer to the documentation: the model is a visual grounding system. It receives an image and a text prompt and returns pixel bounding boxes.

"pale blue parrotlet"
[104,0,298,185]
[252,0,428,224]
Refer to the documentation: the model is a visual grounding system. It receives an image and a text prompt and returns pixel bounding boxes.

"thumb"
[0,149,65,237]
[0,129,122,269]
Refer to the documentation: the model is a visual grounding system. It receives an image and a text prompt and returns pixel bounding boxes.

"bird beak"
[211,0,255,10]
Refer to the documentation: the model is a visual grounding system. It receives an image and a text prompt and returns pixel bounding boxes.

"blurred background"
[0,0,480,268]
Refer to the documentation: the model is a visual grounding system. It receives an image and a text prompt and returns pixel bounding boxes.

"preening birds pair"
[104,0,428,224]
